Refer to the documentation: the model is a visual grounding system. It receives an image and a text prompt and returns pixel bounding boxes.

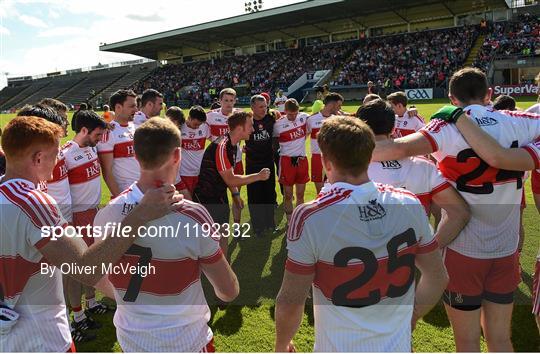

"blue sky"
[0,0,303,89]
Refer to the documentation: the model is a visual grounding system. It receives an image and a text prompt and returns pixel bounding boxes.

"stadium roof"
[100,0,509,60]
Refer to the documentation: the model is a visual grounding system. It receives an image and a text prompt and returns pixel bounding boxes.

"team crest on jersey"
[300,117,304,123]
[199,130,202,135]
[358,199,386,221]
[474,116,498,127]
[259,124,263,130]
[403,120,408,126]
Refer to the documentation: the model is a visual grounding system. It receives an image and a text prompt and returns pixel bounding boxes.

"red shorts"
[234,161,244,175]
[310,153,324,183]
[72,208,98,246]
[67,342,76,352]
[200,338,215,352]
[279,156,309,186]
[180,176,199,194]
[533,260,540,315]
[443,248,520,309]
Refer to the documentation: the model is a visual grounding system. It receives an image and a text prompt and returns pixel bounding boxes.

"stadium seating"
[132,25,480,106]
[332,26,478,88]
[473,13,540,72]
[132,41,357,106]
[15,73,88,109]
[0,64,153,110]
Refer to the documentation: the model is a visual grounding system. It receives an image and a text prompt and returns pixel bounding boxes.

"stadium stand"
[13,73,87,109]
[0,78,52,110]
[132,41,356,107]
[331,26,478,88]
[0,62,154,110]
[474,13,540,72]
[130,25,478,106]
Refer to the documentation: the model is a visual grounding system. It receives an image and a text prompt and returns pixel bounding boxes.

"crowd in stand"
[131,16,538,106]
[133,42,355,106]
[332,26,478,89]
[474,13,540,72]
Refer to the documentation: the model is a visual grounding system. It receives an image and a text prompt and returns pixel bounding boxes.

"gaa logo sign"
[405,88,433,100]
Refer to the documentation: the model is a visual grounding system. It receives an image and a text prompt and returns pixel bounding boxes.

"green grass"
[1,97,539,352]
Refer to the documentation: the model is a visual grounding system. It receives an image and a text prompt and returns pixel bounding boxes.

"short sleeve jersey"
[285,181,436,352]
[419,104,540,258]
[94,183,222,352]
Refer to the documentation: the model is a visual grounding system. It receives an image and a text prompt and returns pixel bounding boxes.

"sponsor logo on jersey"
[86,160,101,178]
[380,160,402,169]
[253,130,270,141]
[122,202,136,215]
[474,116,498,127]
[358,199,387,221]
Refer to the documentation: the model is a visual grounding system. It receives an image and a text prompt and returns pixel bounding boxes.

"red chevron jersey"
[62,141,101,212]
[180,122,211,176]
[93,183,222,352]
[273,113,309,157]
[206,108,243,163]
[420,104,540,258]
[286,181,436,352]
[392,111,425,138]
[368,156,450,213]
[0,178,71,352]
[306,112,331,154]
[97,120,140,192]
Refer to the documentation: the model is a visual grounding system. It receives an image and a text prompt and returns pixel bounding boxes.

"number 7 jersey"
[93,183,222,352]
[286,181,437,352]
[420,104,540,258]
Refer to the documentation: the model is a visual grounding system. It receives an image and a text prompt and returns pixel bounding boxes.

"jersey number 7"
[123,244,153,302]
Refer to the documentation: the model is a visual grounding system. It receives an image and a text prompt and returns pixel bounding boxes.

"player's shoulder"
[0,179,61,228]
[374,182,422,206]
[287,187,353,242]
[174,199,214,225]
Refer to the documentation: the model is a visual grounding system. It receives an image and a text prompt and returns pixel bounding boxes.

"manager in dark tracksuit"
[245,95,278,236]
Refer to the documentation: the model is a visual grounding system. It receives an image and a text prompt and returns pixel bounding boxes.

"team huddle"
[1,67,539,352]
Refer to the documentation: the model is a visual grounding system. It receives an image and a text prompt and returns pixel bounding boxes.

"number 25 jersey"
[286,181,436,352]
[420,104,540,259]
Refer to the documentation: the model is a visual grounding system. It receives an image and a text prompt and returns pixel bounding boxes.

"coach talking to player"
[193,112,271,255]
[245,95,277,236]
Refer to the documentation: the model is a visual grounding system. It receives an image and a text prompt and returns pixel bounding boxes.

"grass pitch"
[1,97,539,352]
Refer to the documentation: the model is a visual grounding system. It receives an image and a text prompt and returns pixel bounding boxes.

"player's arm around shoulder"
[455,112,538,171]
[39,185,182,286]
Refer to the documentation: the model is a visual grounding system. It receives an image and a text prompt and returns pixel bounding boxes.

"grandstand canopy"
[100,0,508,60]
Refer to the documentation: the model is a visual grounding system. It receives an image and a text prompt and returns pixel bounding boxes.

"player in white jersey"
[63,110,112,336]
[17,104,73,223]
[206,88,244,224]
[359,99,470,248]
[372,68,540,351]
[133,89,163,128]
[179,106,211,193]
[274,90,288,113]
[94,118,239,352]
[275,116,448,352]
[444,102,540,334]
[98,89,139,198]
[273,99,310,221]
[306,93,343,194]
[0,116,178,352]
[387,91,425,138]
